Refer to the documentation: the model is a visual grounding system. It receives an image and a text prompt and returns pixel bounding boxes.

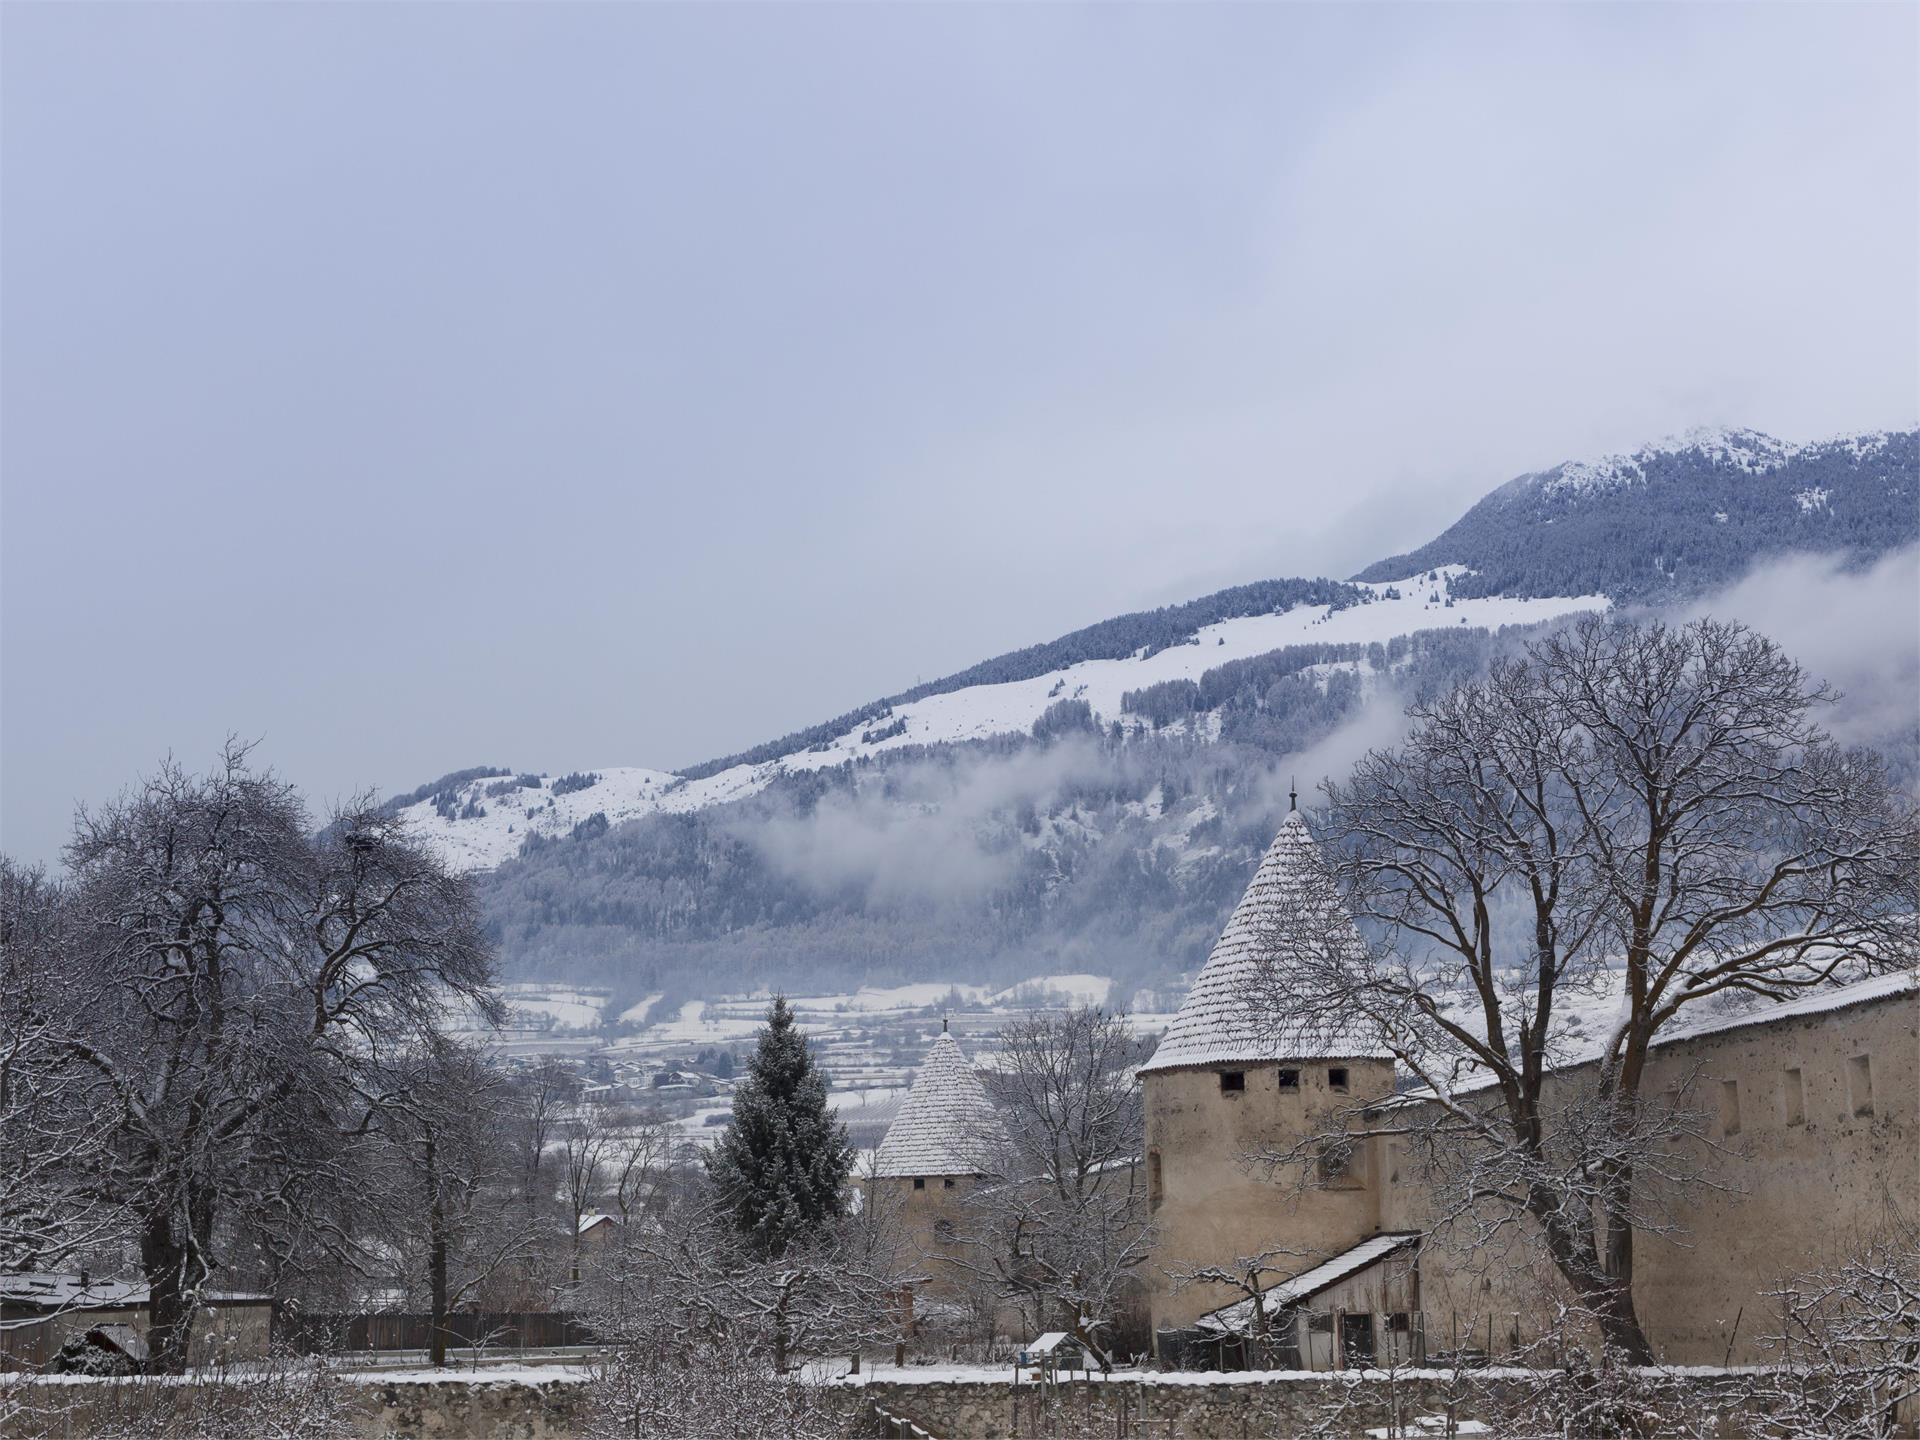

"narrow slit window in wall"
[1782,1067,1805,1126]
[1849,1055,1874,1117]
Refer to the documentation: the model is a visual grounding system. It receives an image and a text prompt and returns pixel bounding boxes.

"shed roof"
[1139,812,1391,1075]
[1195,1233,1422,1335]
[0,1272,271,1311]
[873,1031,1006,1178]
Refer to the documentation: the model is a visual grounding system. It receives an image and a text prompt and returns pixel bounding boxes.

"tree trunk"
[1529,1185,1655,1367]
[428,1142,451,1368]
[1597,1193,1654,1365]
[140,1210,198,1375]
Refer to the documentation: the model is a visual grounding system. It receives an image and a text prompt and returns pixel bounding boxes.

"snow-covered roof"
[1139,812,1391,1075]
[577,1212,618,1234]
[873,1031,1006,1178]
[0,1272,271,1310]
[1195,1233,1422,1335]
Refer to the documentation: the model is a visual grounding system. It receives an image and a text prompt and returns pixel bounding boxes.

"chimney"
[77,1266,90,1290]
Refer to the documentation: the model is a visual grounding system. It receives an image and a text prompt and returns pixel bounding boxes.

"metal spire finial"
[1289,776,1298,811]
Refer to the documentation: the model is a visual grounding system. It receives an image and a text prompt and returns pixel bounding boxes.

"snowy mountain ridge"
[1535,425,1802,499]
[395,421,1915,896]
[400,569,1606,873]
[1360,424,1916,600]
[1520,425,1909,502]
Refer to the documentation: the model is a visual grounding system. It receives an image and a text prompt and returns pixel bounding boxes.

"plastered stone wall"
[1144,1059,1394,1333]
[1140,988,1914,1365]
[1381,991,1918,1364]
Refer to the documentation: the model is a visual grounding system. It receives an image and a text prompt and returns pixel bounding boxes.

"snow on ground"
[784,982,992,1015]
[399,577,1607,873]
[992,974,1113,1007]
[628,1000,764,1047]
[499,986,607,1030]
[339,1365,592,1386]
[670,1101,736,1148]
[618,993,664,1026]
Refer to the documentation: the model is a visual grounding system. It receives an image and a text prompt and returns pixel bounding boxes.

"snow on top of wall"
[397,580,1606,874]
[1403,968,1918,1106]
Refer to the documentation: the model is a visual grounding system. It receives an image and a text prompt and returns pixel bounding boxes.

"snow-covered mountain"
[398,571,1605,873]
[387,423,1916,1005]
[1360,425,1916,599]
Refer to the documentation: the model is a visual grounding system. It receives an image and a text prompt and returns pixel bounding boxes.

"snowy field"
[399,573,1607,873]
[499,985,609,1031]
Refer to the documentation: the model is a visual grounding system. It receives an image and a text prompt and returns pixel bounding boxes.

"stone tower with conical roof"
[870,1027,1007,1303]
[1139,808,1397,1338]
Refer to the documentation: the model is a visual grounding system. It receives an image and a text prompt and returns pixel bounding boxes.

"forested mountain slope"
[392,424,1917,1005]
[1357,427,1917,599]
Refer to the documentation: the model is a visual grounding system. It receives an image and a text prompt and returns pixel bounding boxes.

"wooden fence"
[277,1310,595,1355]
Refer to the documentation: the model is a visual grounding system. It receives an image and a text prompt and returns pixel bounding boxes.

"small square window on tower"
[1219,1070,1246,1094]
[1277,1068,1300,1091]
[912,1177,926,1190]
[1328,1066,1350,1093]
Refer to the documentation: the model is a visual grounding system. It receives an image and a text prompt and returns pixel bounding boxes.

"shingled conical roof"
[1138,810,1390,1075]
[873,1030,1006,1178]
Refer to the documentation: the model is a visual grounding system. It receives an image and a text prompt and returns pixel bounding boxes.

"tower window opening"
[1277,1068,1300,1091]
[1849,1055,1875,1117]
[1328,1067,1350,1093]
[1219,1070,1246,1094]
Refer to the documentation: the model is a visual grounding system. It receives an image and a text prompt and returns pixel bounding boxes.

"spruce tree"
[707,996,853,1255]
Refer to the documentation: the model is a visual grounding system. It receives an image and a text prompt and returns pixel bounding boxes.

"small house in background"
[0,1271,273,1371]
[576,1212,620,1246]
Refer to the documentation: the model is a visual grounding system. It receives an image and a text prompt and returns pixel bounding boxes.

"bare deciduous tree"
[1246,616,1919,1361]
[1762,1207,1920,1438]
[585,1191,909,1378]
[957,1007,1154,1348]
[54,745,499,1371]
[367,1037,534,1367]
[0,862,121,1273]
[560,1104,612,1282]
[607,1106,678,1226]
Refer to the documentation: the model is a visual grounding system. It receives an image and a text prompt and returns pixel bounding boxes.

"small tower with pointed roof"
[870,1027,1008,1301]
[1137,809,1398,1340]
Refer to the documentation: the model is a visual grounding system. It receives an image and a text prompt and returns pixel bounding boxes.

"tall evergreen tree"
[708,997,853,1255]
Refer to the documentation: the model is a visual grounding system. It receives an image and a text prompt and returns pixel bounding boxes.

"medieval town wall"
[1384,985,1918,1364]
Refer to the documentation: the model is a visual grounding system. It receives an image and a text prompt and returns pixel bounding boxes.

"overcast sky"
[3,2,1915,864]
